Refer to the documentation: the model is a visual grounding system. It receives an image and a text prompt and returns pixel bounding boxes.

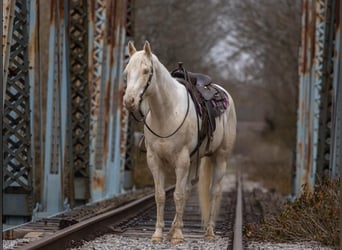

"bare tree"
[134,1,233,73]
[133,0,301,147]
[220,0,301,146]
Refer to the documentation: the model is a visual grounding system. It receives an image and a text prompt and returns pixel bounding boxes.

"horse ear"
[143,41,152,57]
[128,41,136,57]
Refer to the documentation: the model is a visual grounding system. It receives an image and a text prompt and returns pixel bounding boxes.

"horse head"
[123,41,154,112]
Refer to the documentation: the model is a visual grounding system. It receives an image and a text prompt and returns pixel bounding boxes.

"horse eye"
[143,69,149,75]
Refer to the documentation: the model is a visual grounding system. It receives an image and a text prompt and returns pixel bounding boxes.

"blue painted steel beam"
[295,0,340,196]
[88,0,109,201]
[88,0,128,202]
[42,0,70,215]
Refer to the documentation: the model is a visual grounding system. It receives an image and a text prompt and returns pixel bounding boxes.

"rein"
[131,58,191,139]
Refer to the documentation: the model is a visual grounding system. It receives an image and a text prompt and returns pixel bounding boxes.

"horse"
[123,41,236,244]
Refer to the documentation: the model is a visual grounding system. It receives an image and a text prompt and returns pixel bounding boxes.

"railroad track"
[4,171,243,250]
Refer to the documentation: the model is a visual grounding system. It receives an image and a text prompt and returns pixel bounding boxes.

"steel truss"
[295,0,340,195]
[2,0,130,224]
[2,0,33,224]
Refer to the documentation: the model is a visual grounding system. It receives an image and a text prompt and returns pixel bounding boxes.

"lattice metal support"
[3,0,33,223]
[329,4,341,178]
[88,0,108,201]
[316,0,335,179]
[67,0,90,206]
[123,0,135,190]
[1,0,5,238]
[88,0,128,201]
[2,0,16,106]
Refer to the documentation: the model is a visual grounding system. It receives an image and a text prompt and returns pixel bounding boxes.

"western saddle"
[171,62,229,152]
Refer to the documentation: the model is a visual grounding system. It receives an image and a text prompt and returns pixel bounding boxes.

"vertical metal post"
[338,0,342,178]
[1,0,4,243]
[295,0,317,194]
[316,0,335,179]
[103,0,116,197]
[28,0,39,213]
[336,4,341,248]
[3,0,33,224]
[42,0,70,215]
[328,0,340,178]
[120,3,128,192]
[109,0,128,196]
[88,0,108,201]
[102,0,128,197]
[295,0,340,195]
[66,0,90,206]
[123,0,134,190]
[88,0,128,201]
[2,0,16,106]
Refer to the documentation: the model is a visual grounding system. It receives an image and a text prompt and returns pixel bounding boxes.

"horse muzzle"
[123,96,137,112]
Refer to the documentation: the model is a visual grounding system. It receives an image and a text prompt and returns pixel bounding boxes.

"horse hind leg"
[205,154,227,240]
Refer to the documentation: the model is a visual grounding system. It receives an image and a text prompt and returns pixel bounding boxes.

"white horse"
[123,41,236,244]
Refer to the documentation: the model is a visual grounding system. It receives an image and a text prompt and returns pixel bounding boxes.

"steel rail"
[19,186,175,250]
[232,167,243,250]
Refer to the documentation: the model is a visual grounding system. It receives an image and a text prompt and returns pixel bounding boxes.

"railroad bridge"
[1,0,341,234]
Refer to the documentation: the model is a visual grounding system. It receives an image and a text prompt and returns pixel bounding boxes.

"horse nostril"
[124,96,135,109]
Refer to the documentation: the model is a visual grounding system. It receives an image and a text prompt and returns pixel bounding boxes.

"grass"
[246,178,340,247]
[237,123,339,247]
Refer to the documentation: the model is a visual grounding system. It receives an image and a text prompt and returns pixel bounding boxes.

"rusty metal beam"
[3,0,130,223]
[123,0,135,190]
[88,0,108,201]
[42,0,72,215]
[88,0,128,201]
[2,0,16,105]
[329,1,341,178]
[114,0,129,194]
[67,0,90,206]
[28,0,39,208]
[1,0,4,241]
[295,0,340,195]
[295,0,317,194]
[316,0,335,179]
[3,0,33,224]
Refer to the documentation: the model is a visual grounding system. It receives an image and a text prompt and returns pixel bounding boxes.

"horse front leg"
[167,152,190,244]
[147,151,166,243]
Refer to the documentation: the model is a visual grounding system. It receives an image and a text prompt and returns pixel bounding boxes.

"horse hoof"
[171,237,184,245]
[167,228,175,240]
[151,236,163,243]
[205,234,215,241]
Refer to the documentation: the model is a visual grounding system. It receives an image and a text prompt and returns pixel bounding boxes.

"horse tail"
[198,156,212,226]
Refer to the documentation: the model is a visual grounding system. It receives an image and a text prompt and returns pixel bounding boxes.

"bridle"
[128,57,201,185]
[130,58,190,139]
